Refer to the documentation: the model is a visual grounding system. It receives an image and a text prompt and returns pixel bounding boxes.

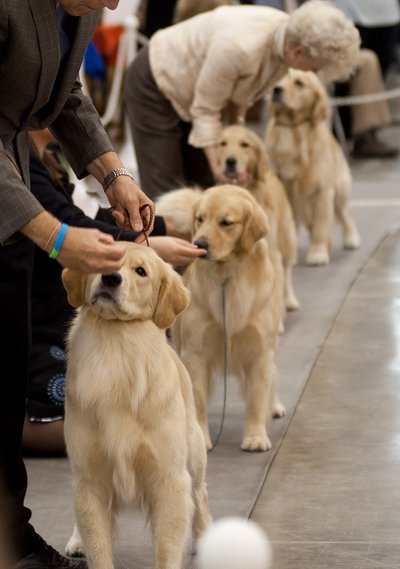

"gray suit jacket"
[0,0,115,243]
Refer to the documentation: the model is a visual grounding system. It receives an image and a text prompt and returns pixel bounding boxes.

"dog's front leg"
[183,357,212,450]
[241,350,277,452]
[188,424,213,546]
[72,481,115,569]
[65,523,84,558]
[150,471,193,569]
[307,189,334,266]
[336,203,361,250]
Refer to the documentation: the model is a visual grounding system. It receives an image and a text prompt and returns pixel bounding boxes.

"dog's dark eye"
[219,140,227,147]
[220,219,233,227]
[135,266,147,277]
[294,79,304,87]
[195,215,203,224]
[240,141,250,148]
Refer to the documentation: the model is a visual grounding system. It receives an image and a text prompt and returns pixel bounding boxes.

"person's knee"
[356,48,382,74]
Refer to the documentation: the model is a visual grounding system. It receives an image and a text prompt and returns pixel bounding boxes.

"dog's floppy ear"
[240,200,270,252]
[311,79,330,124]
[255,139,270,181]
[61,268,86,308]
[153,266,190,329]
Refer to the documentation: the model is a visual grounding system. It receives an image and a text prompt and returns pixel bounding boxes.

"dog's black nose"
[194,239,209,251]
[272,86,283,102]
[226,156,237,169]
[101,272,122,287]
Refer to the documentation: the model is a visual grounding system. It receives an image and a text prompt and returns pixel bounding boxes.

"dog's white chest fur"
[65,315,179,505]
[207,274,256,333]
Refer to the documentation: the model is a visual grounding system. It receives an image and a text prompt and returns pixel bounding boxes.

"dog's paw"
[272,401,286,418]
[65,536,85,558]
[344,233,361,250]
[241,433,272,452]
[286,297,300,311]
[203,430,213,451]
[285,290,300,311]
[306,247,329,266]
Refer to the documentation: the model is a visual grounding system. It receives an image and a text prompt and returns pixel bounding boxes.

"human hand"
[21,211,126,274]
[57,226,126,274]
[148,236,207,267]
[106,176,155,238]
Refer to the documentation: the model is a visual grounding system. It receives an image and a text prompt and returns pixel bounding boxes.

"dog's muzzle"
[272,86,284,103]
[224,156,237,175]
[101,273,122,288]
[91,272,122,304]
[194,239,209,260]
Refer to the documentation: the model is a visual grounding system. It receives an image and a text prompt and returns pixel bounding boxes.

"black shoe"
[352,131,399,159]
[14,538,87,569]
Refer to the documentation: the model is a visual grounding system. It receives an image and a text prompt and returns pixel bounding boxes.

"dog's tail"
[156,186,203,240]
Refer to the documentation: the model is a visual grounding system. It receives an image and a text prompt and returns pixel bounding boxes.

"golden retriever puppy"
[166,185,285,452]
[217,124,299,311]
[62,243,212,569]
[265,69,361,266]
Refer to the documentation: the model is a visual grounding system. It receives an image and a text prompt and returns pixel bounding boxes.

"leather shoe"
[352,130,399,159]
[14,538,86,569]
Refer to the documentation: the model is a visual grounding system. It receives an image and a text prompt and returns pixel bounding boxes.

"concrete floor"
[251,133,400,568]
[252,231,400,569]
[24,124,400,568]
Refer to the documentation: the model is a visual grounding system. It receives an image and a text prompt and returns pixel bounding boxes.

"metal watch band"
[102,167,134,192]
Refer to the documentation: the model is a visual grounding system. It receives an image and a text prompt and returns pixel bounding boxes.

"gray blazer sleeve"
[50,79,115,180]
[0,2,113,243]
[0,141,44,244]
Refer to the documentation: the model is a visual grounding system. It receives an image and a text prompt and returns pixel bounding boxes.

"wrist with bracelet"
[102,167,135,193]
[46,222,69,259]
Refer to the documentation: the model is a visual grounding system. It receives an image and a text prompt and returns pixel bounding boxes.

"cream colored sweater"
[149,5,289,148]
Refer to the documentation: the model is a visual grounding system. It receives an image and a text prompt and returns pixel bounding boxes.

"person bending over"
[124,0,360,200]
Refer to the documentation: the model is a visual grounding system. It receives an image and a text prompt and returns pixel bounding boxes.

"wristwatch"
[102,167,134,192]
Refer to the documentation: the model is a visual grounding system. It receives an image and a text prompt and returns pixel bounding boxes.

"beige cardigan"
[149,5,289,148]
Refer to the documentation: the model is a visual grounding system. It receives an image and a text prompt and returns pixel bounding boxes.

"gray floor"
[253,230,400,569]
[251,135,400,568]
[24,130,400,568]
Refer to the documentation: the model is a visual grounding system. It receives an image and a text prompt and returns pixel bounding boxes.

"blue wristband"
[49,223,69,259]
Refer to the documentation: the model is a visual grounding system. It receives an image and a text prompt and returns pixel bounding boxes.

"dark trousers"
[357,24,399,76]
[142,0,177,38]
[124,46,214,201]
[0,237,40,559]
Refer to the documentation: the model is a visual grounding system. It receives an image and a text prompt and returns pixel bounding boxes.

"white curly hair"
[286,0,361,82]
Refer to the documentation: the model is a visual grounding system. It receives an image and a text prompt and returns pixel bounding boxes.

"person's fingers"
[139,200,155,231]
[187,249,207,259]
[98,232,117,244]
[111,208,127,228]
[175,245,207,265]
[98,241,126,261]
[127,205,144,233]
[57,227,128,273]
[194,248,208,256]
[135,233,148,244]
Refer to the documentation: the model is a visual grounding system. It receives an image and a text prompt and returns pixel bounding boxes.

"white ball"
[197,517,272,569]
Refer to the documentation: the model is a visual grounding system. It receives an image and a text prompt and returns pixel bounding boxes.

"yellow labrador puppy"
[62,243,212,569]
[266,69,361,266]
[217,124,299,311]
[163,185,285,452]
